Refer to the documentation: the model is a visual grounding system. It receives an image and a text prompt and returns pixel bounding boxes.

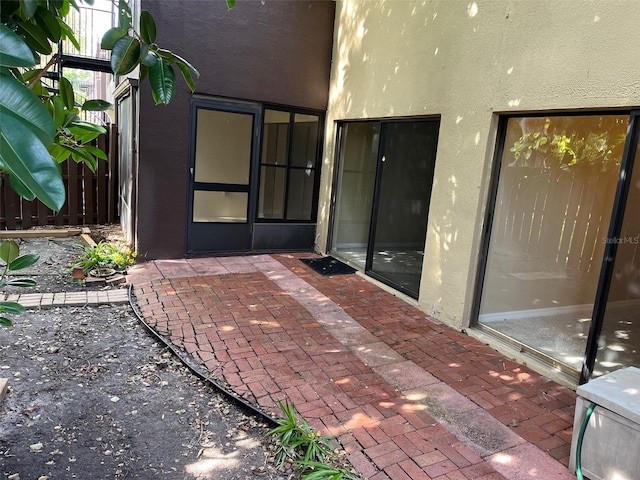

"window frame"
[256,104,324,223]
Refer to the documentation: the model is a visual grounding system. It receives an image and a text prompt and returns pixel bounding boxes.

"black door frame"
[186,98,262,254]
[470,110,639,383]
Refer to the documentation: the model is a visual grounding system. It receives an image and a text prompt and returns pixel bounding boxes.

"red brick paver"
[129,254,577,479]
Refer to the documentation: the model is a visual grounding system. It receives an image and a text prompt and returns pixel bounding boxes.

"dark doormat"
[300,256,356,276]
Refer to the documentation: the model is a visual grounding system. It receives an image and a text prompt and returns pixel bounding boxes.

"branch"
[27,54,59,89]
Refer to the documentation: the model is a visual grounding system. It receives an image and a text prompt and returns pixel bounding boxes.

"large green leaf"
[19,0,38,19]
[111,35,140,75]
[0,115,65,211]
[0,240,20,264]
[9,253,39,271]
[0,24,36,67]
[100,26,127,50]
[17,20,53,54]
[0,74,55,144]
[35,6,62,42]
[139,10,156,44]
[0,317,13,327]
[176,61,196,92]
[8,173,36,200]
[149,58,176,105]
[59,19,80,50]
[0,301,26,315]
[59,77,74,110]
[5,278,37,287]
[82,99,112,111]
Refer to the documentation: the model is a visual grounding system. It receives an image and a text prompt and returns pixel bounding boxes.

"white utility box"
[569,366,640,480]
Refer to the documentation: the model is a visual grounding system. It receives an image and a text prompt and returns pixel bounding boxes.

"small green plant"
[268,400,361,480]
[75,241,137,275]
[0,240,39,327]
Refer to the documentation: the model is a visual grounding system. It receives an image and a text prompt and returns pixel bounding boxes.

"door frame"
[186,97,262,254]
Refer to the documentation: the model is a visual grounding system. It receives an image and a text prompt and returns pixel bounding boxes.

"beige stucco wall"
[316,0,640,329]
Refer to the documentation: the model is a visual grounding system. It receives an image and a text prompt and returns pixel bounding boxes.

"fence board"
[0,128,117,230]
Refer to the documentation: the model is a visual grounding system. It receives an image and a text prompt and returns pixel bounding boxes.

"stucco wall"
[136,0,334,259]
[317,0,640,329]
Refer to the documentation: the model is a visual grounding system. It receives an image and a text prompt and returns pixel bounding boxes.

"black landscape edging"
[127,284,278,427]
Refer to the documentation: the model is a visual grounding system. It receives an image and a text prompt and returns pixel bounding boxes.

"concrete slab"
[350,342,405,367]
[374,361,440,390]
[489,443,576,479]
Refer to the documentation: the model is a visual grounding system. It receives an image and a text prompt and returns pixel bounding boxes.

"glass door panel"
[330,122,380,269]
[594,121,640,377]
[478,114,628,373]
[368,120,439,297]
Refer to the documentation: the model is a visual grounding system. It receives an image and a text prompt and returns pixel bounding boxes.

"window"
[258,109,320,221]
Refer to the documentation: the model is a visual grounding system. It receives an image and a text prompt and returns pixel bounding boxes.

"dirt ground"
[0,230,293,480]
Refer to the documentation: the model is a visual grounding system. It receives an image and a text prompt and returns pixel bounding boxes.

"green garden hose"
[575,401,597,480]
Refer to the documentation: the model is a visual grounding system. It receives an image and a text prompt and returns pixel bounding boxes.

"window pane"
[286,169,315,220]
[369,120,439,297]
[262,110,289,166]
[259,166,286,219]
[479,114,628,372]
[193,191,247,223]
[330,122,380,268]
[291,114,319,168]
[194,109,252,184]
[594,120,640,377]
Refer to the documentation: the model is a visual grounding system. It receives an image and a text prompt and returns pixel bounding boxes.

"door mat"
[300,256,356,276]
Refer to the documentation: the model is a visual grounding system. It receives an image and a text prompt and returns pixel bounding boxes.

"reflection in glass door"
[367,121,439,297]
[477,114,628,375]
[330,119,439,298]
[331,122,380,268]
[588,115,640,379]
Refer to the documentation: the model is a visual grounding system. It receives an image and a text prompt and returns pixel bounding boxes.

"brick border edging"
[1,289,129,308]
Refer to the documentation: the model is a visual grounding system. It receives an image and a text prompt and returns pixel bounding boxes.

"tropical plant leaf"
[176,61,196,92]
[5,278,37,287]
[82,99,111,111]
[149,58,176,105]
[48,143,70,163]
[58,19,80,50]
[17,20,53,54]
[35,6,62,42]
[69,120,106,134]
[139,10,156,44]
[83,144,108,160]
[100,26,127,50]
[140,49,157,68]
[0,240,20,265]
[0,114,65,211]
[59,76,75,110]
[19,0,38,19]
[8,172,36,200]
[9,253,39,271]
[0,317,13,327]
[117,0,132,31]
[52,95,67,129]
[0,23,36,67]
[111,35,141,75]
[0,73,55,144]
[0,301,26,315]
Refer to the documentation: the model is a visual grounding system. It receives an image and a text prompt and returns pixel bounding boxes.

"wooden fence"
[492,163,620,276]
[0,124,117,230]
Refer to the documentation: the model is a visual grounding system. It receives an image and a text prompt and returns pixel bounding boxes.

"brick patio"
[128,254,578,480]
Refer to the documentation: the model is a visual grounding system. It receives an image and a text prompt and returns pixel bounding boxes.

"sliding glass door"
[330,118,439,298]
[475,113,636,378]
